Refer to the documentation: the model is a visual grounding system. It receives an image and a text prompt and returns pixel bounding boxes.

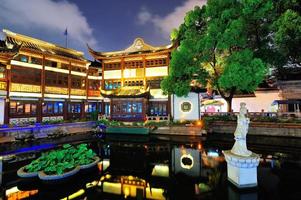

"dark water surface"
[1,133,301,200]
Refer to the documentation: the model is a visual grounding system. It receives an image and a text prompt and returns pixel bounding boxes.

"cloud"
[137,0,207,39]
[0,0,97,48]
[137,7,152,25]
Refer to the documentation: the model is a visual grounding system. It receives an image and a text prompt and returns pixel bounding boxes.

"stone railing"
[206,120,301,137]
[202,111,301,119]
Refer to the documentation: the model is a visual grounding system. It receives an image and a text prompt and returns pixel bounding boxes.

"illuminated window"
[20,55,28,62]
[0,66,5,79]
[11,66,41,85]
[10,102,17,114]
[146,58,167,67]
[10,101,37,116]
[61,63,69,70]
[104,62,121,70]
[86,103,97,113]
[25,104,31,114]
[146,78,163,88]
[45,60,57,68]
[149,102,167,116]
[69,103,81,113]
[112,101,143,114]
[124,80,143,87]
[105,80,121,90]
[88,80,100,90]
[31,57,42,65]
[43,102,63,115]
[71,75,86,89]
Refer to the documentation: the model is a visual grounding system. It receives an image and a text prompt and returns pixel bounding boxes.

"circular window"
[181,102,192,112]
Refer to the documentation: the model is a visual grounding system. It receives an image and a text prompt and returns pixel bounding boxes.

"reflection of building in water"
[99,174,166,199]
[5,186,38,200]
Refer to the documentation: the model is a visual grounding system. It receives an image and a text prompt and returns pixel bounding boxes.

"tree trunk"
[225,97,233,112]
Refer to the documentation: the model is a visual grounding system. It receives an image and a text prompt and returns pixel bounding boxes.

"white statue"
[231,102,252,157]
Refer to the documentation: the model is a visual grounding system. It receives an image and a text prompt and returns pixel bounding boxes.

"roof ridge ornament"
[134,38,144,50]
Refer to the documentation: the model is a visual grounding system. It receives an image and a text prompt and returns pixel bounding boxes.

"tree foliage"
[162,0,273,111]
[274,9,301,67]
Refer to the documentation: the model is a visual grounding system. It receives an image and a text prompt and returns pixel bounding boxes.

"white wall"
[232,90,280,112]
[0,99,5,125]
[172,92,200,121]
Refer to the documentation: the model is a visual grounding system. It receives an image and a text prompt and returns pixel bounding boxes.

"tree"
[274,9,301,67]
[162,0,270,112]
[161,6,209,97]
[271,0,301,77]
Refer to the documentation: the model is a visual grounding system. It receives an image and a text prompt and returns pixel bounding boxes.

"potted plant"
[17,143,100,182]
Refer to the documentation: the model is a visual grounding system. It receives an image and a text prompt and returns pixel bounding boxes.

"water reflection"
[1,134,301,199]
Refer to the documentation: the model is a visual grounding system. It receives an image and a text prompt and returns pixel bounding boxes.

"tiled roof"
[88,38,173,58]
[0,40,20,54]
[3,29,87,62]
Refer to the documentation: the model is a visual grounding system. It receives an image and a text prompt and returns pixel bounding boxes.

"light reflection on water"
[1,134,301,200]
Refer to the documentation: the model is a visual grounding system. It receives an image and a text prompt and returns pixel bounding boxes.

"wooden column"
[109,99,113,119]
[166,54,171,117]
[37,99,42,123]
[4,64,11,124]
[4,100,9,125]
[41,55,45,98]
[39,55,45,123]
[68,61,71,99]
[102,100,105,116]
[121,58,125,86]
[63,100,68,120]
[66,62,71,120]
[85,68,89,99]
[96,101,100,117]
[81,101,85,119]
[143,55,146,89]
[101,61,105,89]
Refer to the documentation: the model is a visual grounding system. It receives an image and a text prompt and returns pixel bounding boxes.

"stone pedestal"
[223,150,260,188]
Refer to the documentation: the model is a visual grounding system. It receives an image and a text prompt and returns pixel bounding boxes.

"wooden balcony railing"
[11,83,41,93]
[45,86,68,95]
[0,81,6,90]
[88,90,100,97]
[70,89,86,96]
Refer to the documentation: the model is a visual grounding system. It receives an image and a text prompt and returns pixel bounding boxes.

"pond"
[1,133,301,200]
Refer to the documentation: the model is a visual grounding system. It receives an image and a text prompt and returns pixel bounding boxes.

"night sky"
[0,0,206,59]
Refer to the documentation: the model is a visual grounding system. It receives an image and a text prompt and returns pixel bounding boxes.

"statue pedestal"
[223,150,260,188]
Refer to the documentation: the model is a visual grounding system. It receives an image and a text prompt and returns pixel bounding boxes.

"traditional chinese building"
[0,29,103,125]
[88,38,173,121]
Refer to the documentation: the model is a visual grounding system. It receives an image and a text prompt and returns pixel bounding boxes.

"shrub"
[132,121,144,127]
[96,118,111,126]
[144,121,169,127]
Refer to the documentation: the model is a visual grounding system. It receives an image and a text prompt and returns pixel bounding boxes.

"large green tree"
[273,1,301,68]
[162,0,271,112]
